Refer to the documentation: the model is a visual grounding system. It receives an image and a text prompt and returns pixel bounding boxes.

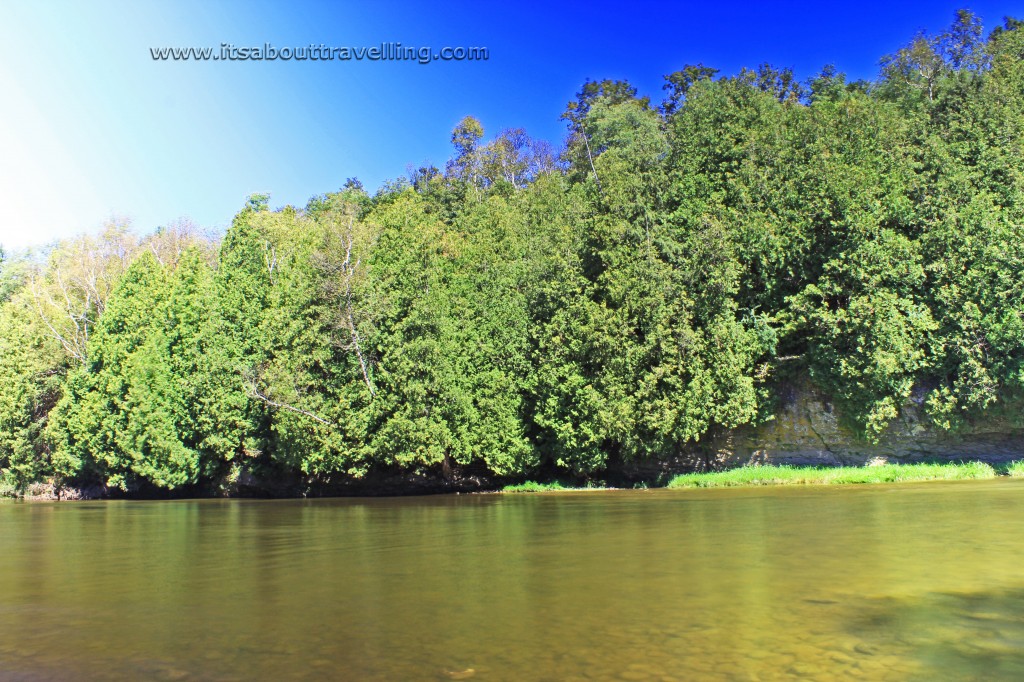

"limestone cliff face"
[710,378,1024,468]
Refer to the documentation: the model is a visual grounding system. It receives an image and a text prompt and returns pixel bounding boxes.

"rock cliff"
[710,378,1024,468]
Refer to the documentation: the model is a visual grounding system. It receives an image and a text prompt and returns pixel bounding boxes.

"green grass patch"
[502,480,569,493]
[504,462,1002,493]
[666,461,997,489]
[501,480,611,492]
[1001,460,1024,478]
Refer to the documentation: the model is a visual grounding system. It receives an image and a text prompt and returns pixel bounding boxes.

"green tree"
[662,63,719,116]
[0,294,64,484]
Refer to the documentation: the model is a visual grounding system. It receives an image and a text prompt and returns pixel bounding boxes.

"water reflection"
[1,481,1024,680]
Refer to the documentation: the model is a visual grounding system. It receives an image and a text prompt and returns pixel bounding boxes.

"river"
[3,480,1024,680]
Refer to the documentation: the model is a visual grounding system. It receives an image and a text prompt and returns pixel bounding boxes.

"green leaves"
[367,191,536,477]
[4,15,1024,490]
[0,293,63,484]
[48,252,215,489]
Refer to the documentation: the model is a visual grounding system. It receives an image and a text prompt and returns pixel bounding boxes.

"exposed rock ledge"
[711,378,1024,468]
[618,377,1024,483]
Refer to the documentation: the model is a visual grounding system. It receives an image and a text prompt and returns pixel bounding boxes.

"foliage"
[4,11,1024,491]
[0,291,64,484]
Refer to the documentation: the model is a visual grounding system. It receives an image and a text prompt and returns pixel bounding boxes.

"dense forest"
[1,11,1022,495]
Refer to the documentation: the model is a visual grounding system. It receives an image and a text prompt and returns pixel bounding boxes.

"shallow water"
[3,480,1024,680]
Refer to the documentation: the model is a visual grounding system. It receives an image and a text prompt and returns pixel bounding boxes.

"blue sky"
[1,0,1021,250]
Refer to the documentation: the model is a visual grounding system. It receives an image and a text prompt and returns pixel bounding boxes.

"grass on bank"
[501,480,613,492]
[502,461,1011,492]
[1003,460,1024,478]
[502,481,569,492]
[665,461,997,489]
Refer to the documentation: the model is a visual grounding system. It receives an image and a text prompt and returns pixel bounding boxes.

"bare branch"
[338,215,377,397]
[578,125,603,195]
[244,370,336,427]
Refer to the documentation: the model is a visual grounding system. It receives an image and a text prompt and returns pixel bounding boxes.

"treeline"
[1,11,1023,493]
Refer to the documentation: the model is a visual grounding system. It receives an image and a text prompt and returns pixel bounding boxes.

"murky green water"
[3,481,1024,680]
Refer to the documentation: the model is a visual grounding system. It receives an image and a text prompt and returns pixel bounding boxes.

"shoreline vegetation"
[3,460,1024,499]
[502,461,1024,492]
[2,11,1024,498]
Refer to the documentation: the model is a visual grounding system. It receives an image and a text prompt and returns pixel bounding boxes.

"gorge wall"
[620,376,1024,483]
[710,378,1024,469]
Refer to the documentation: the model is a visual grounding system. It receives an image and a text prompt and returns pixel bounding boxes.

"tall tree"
[662,63,719,116]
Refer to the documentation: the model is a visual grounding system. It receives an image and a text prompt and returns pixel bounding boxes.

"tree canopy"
[2,10,1023,493]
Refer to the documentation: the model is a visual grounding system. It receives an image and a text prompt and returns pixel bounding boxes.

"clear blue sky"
[1,0,1021,250]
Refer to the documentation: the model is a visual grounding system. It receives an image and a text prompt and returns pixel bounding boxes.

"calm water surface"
[3,480,1024,680]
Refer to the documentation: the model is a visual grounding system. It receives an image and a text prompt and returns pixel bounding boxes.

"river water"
[3,480,1024,680]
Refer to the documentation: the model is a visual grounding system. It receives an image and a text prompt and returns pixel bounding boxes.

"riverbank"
[502,461,1024,493]
[6,460,1024,500]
